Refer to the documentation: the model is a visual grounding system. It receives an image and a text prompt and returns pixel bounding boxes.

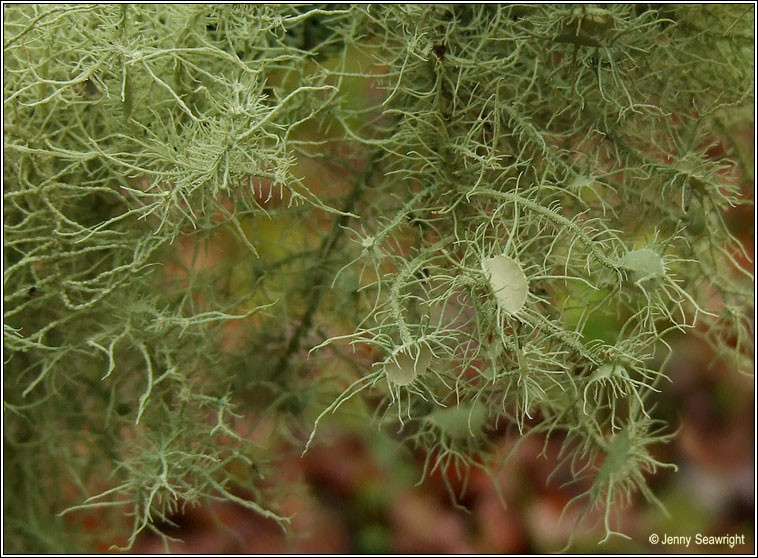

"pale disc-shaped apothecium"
[385,346,433,386]
[482,255,528,313]
[428,401,488,440]
[620,248,664,283]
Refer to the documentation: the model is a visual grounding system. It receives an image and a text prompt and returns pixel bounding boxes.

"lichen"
[482,255,529,314]
[3,4,753,552]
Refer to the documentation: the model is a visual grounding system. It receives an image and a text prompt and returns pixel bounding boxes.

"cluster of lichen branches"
[3,4,753,552]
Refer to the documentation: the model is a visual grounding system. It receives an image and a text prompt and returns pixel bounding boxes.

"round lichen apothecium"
[384,345,433,386]
[482,255,529,313]
[428,401,488,440]
[620,248,665,283]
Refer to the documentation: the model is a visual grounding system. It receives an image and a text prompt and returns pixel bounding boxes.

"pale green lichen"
[384,345,433,386]
[620,248,665,283]
[428,401,488,440]
[3,3,753,552]
[482,255,529,314]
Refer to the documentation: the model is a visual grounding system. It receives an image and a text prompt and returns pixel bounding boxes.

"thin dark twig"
[271,151,379,379]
